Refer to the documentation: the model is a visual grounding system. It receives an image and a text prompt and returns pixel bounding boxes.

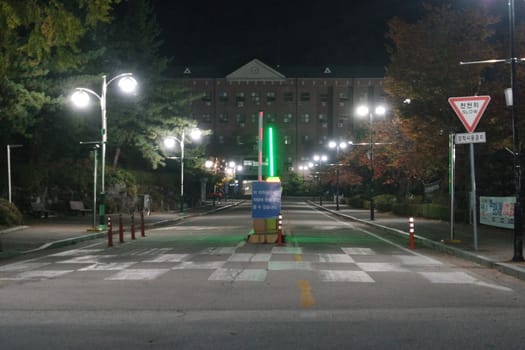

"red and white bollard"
[107,216,113,247]
[277,213,284,246]
[119,214,124,243]
[409,217,415,250]
[140,211,146,237]
[130,213,136,240]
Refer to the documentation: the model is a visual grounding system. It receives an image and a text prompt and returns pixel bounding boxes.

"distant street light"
[72,73,137,229]
[313,154,328,206]
[225,161,243,198]
[164,128,202,213]
[356,104,386,220]
[328,140,349,210]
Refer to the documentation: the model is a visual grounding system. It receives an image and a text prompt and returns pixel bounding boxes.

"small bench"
[69,201,92,216]
[30,202,53,218]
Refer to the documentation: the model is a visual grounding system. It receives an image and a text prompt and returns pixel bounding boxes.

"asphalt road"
[1,200,524,349]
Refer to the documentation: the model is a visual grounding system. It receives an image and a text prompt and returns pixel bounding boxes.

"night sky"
[150,0,505,69]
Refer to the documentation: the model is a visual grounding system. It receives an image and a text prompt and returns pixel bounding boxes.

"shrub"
[0,199,23,227]
[374,194,397,212]
[347,195,364,208]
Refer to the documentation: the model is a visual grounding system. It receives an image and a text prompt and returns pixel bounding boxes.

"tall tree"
[0,0,121,141]
[384,4,501,190]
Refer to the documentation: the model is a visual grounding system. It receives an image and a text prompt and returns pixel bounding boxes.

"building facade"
[180,59,385,181]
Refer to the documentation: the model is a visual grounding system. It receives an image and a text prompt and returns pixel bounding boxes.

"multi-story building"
[177,59,385,182]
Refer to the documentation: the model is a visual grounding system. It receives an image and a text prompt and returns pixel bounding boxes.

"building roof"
[168,58,384,79]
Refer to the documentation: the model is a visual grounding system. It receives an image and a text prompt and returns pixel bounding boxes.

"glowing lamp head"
[71,90,91,108]
[118,76,138,93]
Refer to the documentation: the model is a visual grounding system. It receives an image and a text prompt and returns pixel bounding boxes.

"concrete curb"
[310,202,525,282]
[4,202,244,257]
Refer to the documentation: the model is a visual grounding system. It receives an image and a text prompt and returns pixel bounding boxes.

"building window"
[338,92,349,101]
[251,113,257,123]
[301,113,310,123]
[236,92,245,107]
[300,92,310,101]
[251,92,260,105]
[337,117,345,128]
[202,92,212,105]
[219,91,228,102]
[318,114,328,123]
[284,135,293,145]
[236,136,244,145]
[219,113,229,123]
[266,113,276,123]
[218,136,225,144]
[284,92,294,102]
[283,113,293,124]
[319,93,329,103]
[236,113,246,126]
[202,114,212,123]
[302,135,311,144]
[266,92,276,104]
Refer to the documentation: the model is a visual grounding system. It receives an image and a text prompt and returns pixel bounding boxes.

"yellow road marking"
[298,280,315,308]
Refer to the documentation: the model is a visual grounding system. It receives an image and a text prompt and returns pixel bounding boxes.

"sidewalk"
[315,202,525,281]
[0,202,239,258]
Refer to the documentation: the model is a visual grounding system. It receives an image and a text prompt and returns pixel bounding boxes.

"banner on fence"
[479,196,515,229]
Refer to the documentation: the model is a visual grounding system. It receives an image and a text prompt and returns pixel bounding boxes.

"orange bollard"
[409,217,415,249]
[277,214,283,246]
[107,216,113,247]
[140,211,145,237]
[119,214,124,243]
[130,213,136,240]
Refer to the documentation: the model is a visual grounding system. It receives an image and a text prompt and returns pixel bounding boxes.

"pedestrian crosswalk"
[0,244,512,291]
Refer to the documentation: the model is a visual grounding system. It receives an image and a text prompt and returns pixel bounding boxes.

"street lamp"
[72,73,138,229]
[226,161,243,198]
[356,104,386,220]
[328,140,348,210]
[298,164,309,182]
[164,128,202,213]
[313,154,328,205]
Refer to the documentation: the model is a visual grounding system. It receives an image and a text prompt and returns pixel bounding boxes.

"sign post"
[448,96,490,250]
[448,96,490,133]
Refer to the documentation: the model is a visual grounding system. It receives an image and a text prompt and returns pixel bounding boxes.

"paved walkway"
[0,202,238,257]
[314,202,525,281]
[2,200,525,282]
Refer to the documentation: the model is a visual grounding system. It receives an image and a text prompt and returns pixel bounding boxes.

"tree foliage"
[0,0,120,141]
[383,4,503,191]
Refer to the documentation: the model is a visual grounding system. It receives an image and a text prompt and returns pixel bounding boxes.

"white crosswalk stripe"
[0,245,511,291]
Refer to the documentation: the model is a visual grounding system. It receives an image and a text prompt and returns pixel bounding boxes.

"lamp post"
[164,128,202,213]
[356,105,386,220]
[80,141,101,231]
[458,0,523,261]
[329,141,348,210]
[7,144,23,203]
[313,154,328,205]
[508,0,523,262]
[72,73,137,229]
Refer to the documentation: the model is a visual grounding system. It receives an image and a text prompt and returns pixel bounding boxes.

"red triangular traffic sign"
[448,96,491,133]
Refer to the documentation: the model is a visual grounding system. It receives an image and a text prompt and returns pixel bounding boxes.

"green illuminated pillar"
[266,126,278,178]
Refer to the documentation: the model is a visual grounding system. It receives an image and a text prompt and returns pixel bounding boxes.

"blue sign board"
[252,181,281,218]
